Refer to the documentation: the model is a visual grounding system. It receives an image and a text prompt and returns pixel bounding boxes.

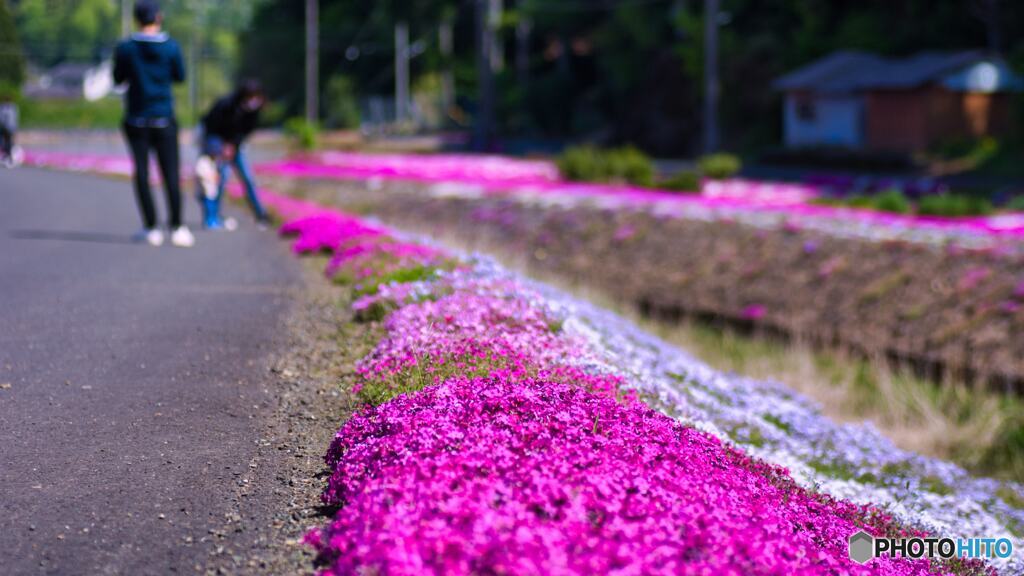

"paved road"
[0,167,301,574]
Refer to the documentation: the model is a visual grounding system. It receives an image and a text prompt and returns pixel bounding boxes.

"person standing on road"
[113,0,194,247]
[0,94,18,167]
[197,80,270,230]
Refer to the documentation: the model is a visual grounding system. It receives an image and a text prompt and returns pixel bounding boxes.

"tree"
[0,0,25,93]
[238,0,1024,153]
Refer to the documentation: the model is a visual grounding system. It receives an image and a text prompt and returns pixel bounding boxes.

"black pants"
[0,124,12,159]
[123,120,182,229]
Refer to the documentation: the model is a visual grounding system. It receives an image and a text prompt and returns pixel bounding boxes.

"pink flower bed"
[12,149,996,574]
[25,149,1024,243]
[278,213,383,254]
[355,290,588,380]
[310,373,948,576]
[277,210,971,576]
[256,151,1024,242]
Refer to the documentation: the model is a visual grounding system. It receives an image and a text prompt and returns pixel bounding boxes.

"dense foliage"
[557,145,655,187]
[10,0,1024,155]
[241,0,1024,154]
[0,0,24,94]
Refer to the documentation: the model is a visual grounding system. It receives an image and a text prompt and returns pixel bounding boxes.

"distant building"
[773,50,1023,154]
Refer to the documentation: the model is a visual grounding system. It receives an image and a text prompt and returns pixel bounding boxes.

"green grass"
[807,457,859,482]
[353,265,439,297]
[659,171,701,193]
[761,413,792,435]
[997,485,1024,509]
[918,194,994,217]
[357,352,517,406]
[919,475,954,496]
[20,97,123,129]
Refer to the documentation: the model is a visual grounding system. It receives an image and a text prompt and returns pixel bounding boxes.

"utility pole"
[305,0,319,125]
[439,18,455,118]
[515,16,531,88]
[121,0,132,37]
[985,0,1000,53]
[473,0,498,151]
[703,0,720,154]
[490,0,504,72]
[395,22,410,124]
[671,0,688,39]
[189,5,201,123]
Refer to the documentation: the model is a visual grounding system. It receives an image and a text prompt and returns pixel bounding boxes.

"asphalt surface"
[0,167,302,574]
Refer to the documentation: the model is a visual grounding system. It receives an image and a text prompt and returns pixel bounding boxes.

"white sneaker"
[170,226,195,248]
[134,228,164,246]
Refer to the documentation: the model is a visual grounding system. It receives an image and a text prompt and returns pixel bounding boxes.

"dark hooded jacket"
[201,90,261,147]
[113,32,185,120]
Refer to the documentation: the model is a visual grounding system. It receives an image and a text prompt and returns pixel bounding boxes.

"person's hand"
[223,143,236,160]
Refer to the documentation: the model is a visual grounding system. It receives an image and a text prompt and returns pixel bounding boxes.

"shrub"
[283,117,319,150]
[0,0,25,89]
[932,137,1000,165]
[697,153,742,180]
[661,170,701,193]
[846,194,875,209]
[557,145,605,182]
[556,145,655,187]
[917,193,994,218]
[605,146,655,187]
[0,81,18,102]
[324,74,360,129]
[871,189,911,214]
[1008,196,1024,212]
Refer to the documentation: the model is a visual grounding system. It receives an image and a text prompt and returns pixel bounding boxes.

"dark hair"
[237,79,265,100]
[134,1,161,26]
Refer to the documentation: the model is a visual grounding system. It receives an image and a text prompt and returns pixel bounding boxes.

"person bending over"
[198,80,269,229]
[113,0,194,247]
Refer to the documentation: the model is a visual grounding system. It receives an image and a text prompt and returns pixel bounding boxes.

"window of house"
[796,98,817,122]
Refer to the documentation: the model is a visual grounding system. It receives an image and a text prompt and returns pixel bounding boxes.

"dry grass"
[648,320,1017,476]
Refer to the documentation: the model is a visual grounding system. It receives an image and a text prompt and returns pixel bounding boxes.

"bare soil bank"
[267,176,1024,393]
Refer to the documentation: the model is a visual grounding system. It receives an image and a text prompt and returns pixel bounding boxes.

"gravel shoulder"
[203,257,375,575]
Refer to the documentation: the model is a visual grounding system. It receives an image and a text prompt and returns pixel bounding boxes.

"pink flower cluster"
[327,239,445,281]
[312,374,942,576]
[279,213,383,254]
[356,291,585,379]
[276,209,964,576]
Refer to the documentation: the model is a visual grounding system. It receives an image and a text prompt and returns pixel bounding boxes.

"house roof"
[773,50,1011,93]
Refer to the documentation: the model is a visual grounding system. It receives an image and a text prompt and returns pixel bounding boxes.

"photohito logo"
[848,530,1014,564]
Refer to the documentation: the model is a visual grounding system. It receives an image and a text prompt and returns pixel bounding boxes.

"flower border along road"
[276,208,1016,575]
[18,150,1021,574]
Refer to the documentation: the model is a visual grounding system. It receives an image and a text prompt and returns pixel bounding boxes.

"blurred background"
[2,1,1024,171]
